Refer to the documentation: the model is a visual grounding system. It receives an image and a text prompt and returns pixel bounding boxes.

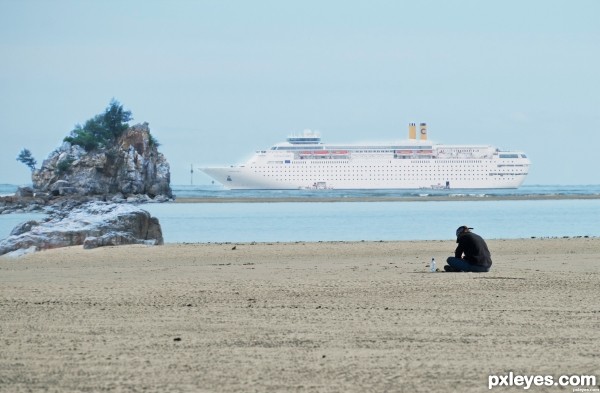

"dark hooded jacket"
[455,232,492,268]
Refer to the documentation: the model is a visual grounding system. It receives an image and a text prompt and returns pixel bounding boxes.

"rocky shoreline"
[3,120,172,255]
[0,200,164,257]
[0,184,169,257]
[0,185,172,215]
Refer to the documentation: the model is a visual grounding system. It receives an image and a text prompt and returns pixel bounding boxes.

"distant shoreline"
[174,194,600,203]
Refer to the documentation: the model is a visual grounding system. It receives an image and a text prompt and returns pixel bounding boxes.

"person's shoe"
[444,265,461,272]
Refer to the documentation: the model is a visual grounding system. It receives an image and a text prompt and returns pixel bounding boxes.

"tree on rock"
[16,148,37,172]
[104,99,133,139]
[64,99,133,151]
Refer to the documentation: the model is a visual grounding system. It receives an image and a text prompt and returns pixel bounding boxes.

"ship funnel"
[419,123,428,140]
[408,123,416,140]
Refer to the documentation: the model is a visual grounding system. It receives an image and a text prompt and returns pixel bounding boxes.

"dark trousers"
[446,257,490,272]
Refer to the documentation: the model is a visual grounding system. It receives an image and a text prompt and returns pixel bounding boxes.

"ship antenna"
[190,163,194,186]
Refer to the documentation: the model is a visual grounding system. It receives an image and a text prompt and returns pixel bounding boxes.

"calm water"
[2,184,600,243]
[142,199,600,243]
[170,184,600,200]
[0,212,47,239]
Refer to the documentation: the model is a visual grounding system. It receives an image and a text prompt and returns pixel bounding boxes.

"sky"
[1,0,599,186]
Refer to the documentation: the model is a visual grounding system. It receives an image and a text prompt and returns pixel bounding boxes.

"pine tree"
[16,148,37,172]
[64,99,133,151]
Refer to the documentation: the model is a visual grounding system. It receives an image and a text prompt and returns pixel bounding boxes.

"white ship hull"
[202,158,528,190]
[201,127,530,190]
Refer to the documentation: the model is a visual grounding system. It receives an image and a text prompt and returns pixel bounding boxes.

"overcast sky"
[1,0,598,186]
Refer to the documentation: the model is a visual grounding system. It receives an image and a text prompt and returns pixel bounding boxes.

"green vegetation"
[64,99,133,151]
[16,148,37,172]
[148,133,160,147]
[55,156,75,175]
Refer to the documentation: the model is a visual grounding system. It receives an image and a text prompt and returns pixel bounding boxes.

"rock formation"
[0,186,47,214]
[32,123,172,199]
[0,201,163,256]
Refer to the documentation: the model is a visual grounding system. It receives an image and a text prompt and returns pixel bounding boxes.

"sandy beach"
[1,238,599,392]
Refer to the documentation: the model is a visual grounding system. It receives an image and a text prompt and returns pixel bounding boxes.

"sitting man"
[445,225,492,272]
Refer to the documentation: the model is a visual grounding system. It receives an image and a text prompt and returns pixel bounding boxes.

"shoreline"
[174,193,600,203]
[1,238,599,392]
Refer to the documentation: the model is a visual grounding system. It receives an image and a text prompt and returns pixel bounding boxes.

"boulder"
[0,194,46,215]
[34,191,50,199]
[10,220,40,236]
[49,180,71,193]
[15,186,34,198]
[83,233,158,249]
[0,201,163,256]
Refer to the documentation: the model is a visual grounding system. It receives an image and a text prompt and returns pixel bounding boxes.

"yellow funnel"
[419,123,427,140]
[408,123,416,139]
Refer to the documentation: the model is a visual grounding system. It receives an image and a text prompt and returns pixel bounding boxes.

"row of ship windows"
[250,165,504,171]
[261,173,522,179]
[287,159,518,164]
[267,176,520,181]
[256,161,522,168]
[252,169,524,174]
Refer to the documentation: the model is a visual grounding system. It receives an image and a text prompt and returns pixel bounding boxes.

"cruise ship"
[201,123,530,190]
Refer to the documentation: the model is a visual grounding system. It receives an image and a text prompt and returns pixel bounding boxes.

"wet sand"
[1,238,599,392]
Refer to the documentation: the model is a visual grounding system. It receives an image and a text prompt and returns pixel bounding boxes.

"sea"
[1,183,600,243]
